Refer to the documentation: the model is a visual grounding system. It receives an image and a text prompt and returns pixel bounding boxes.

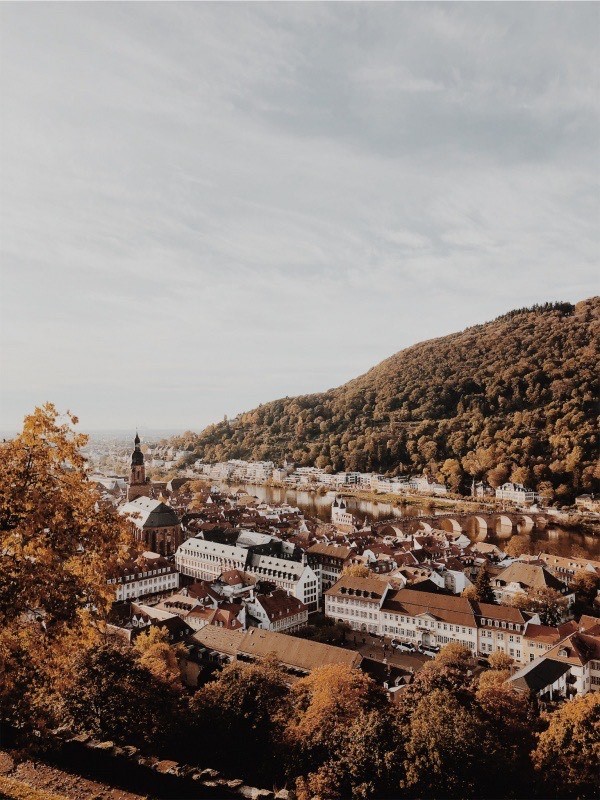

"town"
[96,434,600,704]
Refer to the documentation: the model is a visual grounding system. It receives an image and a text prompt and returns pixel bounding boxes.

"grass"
[0,774,70,800]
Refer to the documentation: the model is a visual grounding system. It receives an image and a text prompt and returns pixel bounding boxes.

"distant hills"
[171,298,599,501]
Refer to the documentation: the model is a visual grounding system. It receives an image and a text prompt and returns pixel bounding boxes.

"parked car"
[391,639,416,652]
[420,643,441,655]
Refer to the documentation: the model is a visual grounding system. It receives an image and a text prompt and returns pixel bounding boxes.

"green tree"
[474,566,494,603]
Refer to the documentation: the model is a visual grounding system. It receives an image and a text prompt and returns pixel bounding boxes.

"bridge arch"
[495,514,514,537]
[438,517,463,534]
[417,522,433,534]
[517,515,535,533]
[473,516,489,539]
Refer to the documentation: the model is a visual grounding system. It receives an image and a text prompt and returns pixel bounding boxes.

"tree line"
[171,298,599,502]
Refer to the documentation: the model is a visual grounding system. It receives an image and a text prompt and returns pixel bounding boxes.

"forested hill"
[172,298,599,501]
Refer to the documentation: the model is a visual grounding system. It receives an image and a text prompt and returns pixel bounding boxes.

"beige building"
[324,576,391,635]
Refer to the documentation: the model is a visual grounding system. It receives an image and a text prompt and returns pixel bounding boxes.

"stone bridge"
[378,511,549,541]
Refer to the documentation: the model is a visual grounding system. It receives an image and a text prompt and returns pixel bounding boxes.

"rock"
[226,778,244,789]
[238,787,274,799]
[154,759,180,774]
[199,768,220,779]
[92,740,114,751]
[274,791,295,800]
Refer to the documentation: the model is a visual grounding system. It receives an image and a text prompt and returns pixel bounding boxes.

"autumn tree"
[476,683,540,795]
[0,405,132,730]
[571,569,600,614]
[512,587,569,626]
[477,668,511,691]
[400,688,486,797]
[190,656,289,785]
[504,534,534,558]
[398,643,476,715]
[487,650,514,671]
[57,639,180,748]
[341,563,371,578]
[532,693,600,798]
[134,625,183,691]
[285,664,397,800]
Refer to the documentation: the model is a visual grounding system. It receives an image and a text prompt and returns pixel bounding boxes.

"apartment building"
[324,576,391,635]
[175,536,319,611]
[108,552,179,602]
[305,542,356,593]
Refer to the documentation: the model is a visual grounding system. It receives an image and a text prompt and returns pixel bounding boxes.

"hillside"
[172,298,599,501]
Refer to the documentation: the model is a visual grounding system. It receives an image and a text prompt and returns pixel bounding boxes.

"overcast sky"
[1,2,598,432]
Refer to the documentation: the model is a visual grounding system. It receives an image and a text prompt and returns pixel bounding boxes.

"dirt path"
[0,751,148,800]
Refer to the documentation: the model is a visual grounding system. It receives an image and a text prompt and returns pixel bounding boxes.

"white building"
[324,576,391,635]
[324,580,538,664]
[245,588,308,633]
[331,497,355,529]
[175,536,319,611]
[108,552,179,602]
[495,482,536,504]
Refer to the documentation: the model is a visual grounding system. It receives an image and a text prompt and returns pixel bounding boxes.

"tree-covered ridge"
[175,297,599,500]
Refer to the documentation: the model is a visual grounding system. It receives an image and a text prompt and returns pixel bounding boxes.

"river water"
[218,482,600,559]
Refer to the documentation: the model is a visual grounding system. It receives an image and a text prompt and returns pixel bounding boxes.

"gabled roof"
[237,629,361,672]
[544,631,600,667]
[306,542,356,560]
[510,658,571,694]
[524,620,578,645]
[579,615,600,634]
[252,589,307,621]
[494,563,567,592]
[325,576,390,600]
[218,569,247,586]
[472,602,532,625]
[190,625,244,656]
[382,588,477,628]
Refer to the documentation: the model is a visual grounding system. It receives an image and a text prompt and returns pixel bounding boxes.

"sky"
[1,2,598,432]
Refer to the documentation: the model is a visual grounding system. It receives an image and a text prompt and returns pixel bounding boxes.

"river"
[216,482,600,559]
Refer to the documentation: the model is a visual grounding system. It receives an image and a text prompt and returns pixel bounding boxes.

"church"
[126,432,151,501]
[119,433,183,556]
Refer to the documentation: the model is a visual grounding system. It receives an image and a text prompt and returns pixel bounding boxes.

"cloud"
[0,2,598,430]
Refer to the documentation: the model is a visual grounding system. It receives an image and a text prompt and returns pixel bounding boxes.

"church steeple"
[127,432,148,501]
[131,431,144,466]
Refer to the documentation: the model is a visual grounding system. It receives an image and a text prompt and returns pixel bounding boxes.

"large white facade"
[175,536,319,610]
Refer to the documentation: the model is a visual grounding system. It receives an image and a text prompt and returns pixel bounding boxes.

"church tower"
[127,432,149,501]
